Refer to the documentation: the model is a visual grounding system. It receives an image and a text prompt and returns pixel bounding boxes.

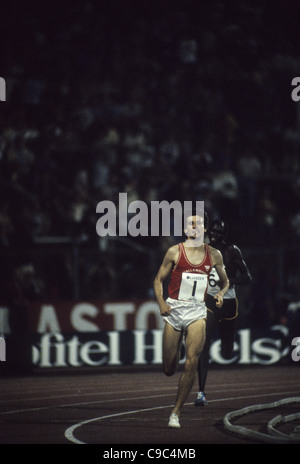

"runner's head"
[208,219,228,245]
[183,209,209,243]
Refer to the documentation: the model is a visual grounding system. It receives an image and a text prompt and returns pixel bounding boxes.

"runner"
[153,211,229,428]
[195,219,252,406]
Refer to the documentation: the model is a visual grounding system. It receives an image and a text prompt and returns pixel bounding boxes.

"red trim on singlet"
[168,243,213,300]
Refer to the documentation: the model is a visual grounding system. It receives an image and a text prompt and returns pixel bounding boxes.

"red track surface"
[0,365,299,445]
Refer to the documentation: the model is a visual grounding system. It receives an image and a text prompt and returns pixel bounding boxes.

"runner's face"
[185,215,205,241]
[209,225,225,244]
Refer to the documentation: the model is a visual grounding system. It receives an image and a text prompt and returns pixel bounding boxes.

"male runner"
[195,219,252,406]
[153,211,229,428]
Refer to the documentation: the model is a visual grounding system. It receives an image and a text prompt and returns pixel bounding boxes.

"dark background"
[1,0,300,331]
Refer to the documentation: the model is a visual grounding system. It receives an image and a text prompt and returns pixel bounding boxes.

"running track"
[0,365,299,446]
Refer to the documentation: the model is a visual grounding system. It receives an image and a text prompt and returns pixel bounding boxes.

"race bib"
[178,272,208,302]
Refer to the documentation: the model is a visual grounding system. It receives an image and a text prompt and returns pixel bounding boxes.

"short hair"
[184,208,209,229]
[209,219,228,237]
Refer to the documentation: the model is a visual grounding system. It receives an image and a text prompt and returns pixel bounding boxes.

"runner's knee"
[163,354,178,376]
[163,365,176,377]
[184,356,198,373]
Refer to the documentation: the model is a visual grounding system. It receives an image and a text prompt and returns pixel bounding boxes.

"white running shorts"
[163,297,207,332]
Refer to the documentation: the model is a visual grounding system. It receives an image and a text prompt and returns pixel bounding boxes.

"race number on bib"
[178,272,208,302]
[207,267,221,294]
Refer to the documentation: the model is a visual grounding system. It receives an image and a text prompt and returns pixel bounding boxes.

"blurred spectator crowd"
[1,1,300,326]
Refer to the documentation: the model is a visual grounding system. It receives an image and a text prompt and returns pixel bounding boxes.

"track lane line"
[64,390,300,444]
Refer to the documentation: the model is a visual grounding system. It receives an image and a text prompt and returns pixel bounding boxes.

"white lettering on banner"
[135,301,164,329]
[31,326,291,368]
[291,337,300,362]
[38,333,60,367]
[37,305,61,333]
[33,333,111,367]
[251,338,282,364]
[133,330,163,364]
[210,340,239,364]
[67,336,82,367]
[239,329,252,364]
[104,303,135,330]
[71,303,99,332]
[107,332,121,365]
[32,301,162,333]
[210,326,289,366]
[80,340,108,366]
[0,78,6,101]
[0,307,11,335]
[210,329,252,364]
[0,337,6,361]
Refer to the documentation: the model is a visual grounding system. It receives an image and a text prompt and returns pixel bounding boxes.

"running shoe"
[168,412,180,428]
[194,391,208,406]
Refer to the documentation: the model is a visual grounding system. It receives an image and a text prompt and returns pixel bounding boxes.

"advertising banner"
[30,325,292,369]
[0,302,297,370]
[0,300,164,334]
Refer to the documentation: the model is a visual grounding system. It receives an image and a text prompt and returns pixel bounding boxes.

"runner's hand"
[159,302,172,316]
[214,292,224,308]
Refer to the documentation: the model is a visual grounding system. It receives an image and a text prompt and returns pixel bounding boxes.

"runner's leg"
[172,318,206,416]
[197,310,216,391]
[162,322,183,376]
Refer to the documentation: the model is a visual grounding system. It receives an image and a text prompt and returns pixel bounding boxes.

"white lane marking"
[64,390,300,444]
[1,379,297,404]
[1,381,298,415]
[0,393,176,416]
